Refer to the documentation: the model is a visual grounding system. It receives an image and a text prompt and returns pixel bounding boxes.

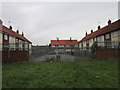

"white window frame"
[105,34,110,39]
[66,45,70,47]
[4,34,8,40]
[113,31,120,37]
[75,45,78,47]
[52,45,55,47]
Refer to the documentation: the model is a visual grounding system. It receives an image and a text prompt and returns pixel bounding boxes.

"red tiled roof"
[80,19,120,42]
[50,40,78,45]
[0,25,31,43]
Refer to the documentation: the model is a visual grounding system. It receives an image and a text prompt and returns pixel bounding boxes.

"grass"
[2,59,118,88]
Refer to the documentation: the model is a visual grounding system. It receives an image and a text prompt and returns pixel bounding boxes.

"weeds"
[2,60,118,88]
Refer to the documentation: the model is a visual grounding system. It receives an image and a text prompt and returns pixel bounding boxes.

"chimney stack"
[86,31,87,36]
[57,37,59,42]
[0,19,3,25]
[98,25,100,30]
[91,30,93,33]
[22,32,24,36]
[16,30,19,34]
[9,25,12,30]
[108,19,111,25]
[70,37,72,41]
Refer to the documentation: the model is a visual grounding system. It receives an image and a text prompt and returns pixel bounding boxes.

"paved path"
[33,54,76,62]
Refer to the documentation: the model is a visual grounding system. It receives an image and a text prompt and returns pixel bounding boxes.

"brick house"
[50,38,78,54]
[0,20,32,63]
[79,19,120,49]
[79,19,120,59]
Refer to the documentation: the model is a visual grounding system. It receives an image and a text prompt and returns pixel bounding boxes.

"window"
[15,38,19,50]
[75,45,78,47]
[16,38,19,43]
[58,45,64,47]
[55,45,58,47]
[86,40,89,43]
[66,45,69,47]
[98,36,103,42]
[52,45,55,47]
[94,38,97,41]
[89,39,93,43]
[58,45,61,47]
[105,34,110,39]
[4,34,8,40]
[113,31,120,37]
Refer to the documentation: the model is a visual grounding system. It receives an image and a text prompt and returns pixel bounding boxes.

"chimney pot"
[70,37,72,41]
[0,19,3,25]
[86,31,88,36]
[16,30,19,33]
[22,32,24,36]
[57,37,59,42]
[108,19,111,25]
[9,26,12,30]
[91,30,93,33]
[98,25,100,30]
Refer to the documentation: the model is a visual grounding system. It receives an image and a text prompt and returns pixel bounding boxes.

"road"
[33,54,76,62]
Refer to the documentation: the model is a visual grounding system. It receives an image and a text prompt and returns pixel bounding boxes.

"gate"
[30,41,120,62]
[30,46,93,62]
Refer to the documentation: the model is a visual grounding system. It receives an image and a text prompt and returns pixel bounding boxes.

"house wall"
[79,41,86,49]
[88,38,94,47]
[97,35,104,42]
[0,32,3,51]
[25,41,29,50]
[79,39,93,49]
[9,36,15,43]
[111,30,120,42]
[19,39,23,50]
[79,42,82,48]
[83,41,86,48]
[97,35,105,47]
[9,36,15,50]
[0,32,2,62]
[29,43,32,56]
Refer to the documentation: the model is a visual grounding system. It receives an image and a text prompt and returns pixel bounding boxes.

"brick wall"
[2,50,29,63]
[95,48,120,59]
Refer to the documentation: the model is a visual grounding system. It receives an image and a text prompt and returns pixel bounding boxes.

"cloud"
[2,2,118,45]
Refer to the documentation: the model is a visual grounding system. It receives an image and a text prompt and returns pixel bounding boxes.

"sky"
[1,0,119,45]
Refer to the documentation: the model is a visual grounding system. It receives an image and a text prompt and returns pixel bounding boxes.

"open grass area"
[2,60,118,88]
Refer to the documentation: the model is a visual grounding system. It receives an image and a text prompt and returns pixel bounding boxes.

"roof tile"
[80,19,120,42]
[0,25,31,43]
[50,40,78,45]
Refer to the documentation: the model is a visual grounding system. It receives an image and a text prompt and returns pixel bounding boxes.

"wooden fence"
[2,50,29,63]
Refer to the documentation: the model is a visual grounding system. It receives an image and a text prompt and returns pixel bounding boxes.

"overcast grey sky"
[1,1,119,45]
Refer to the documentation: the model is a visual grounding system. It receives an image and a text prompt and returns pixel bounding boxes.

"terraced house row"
[79,19,120,49]
[0,20,32,63]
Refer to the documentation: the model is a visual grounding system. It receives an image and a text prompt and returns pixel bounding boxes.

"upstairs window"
[113,30,120,37]
[16,38,19,43]
[86,40,89,43]
[4,34,8,40]
[52,45,55,47]
[105,34,110,39]
[60,45,64,47]
[98,36,103,42]
[66,45,70,47]
[75,45,78,47]
[89,39,93,43]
